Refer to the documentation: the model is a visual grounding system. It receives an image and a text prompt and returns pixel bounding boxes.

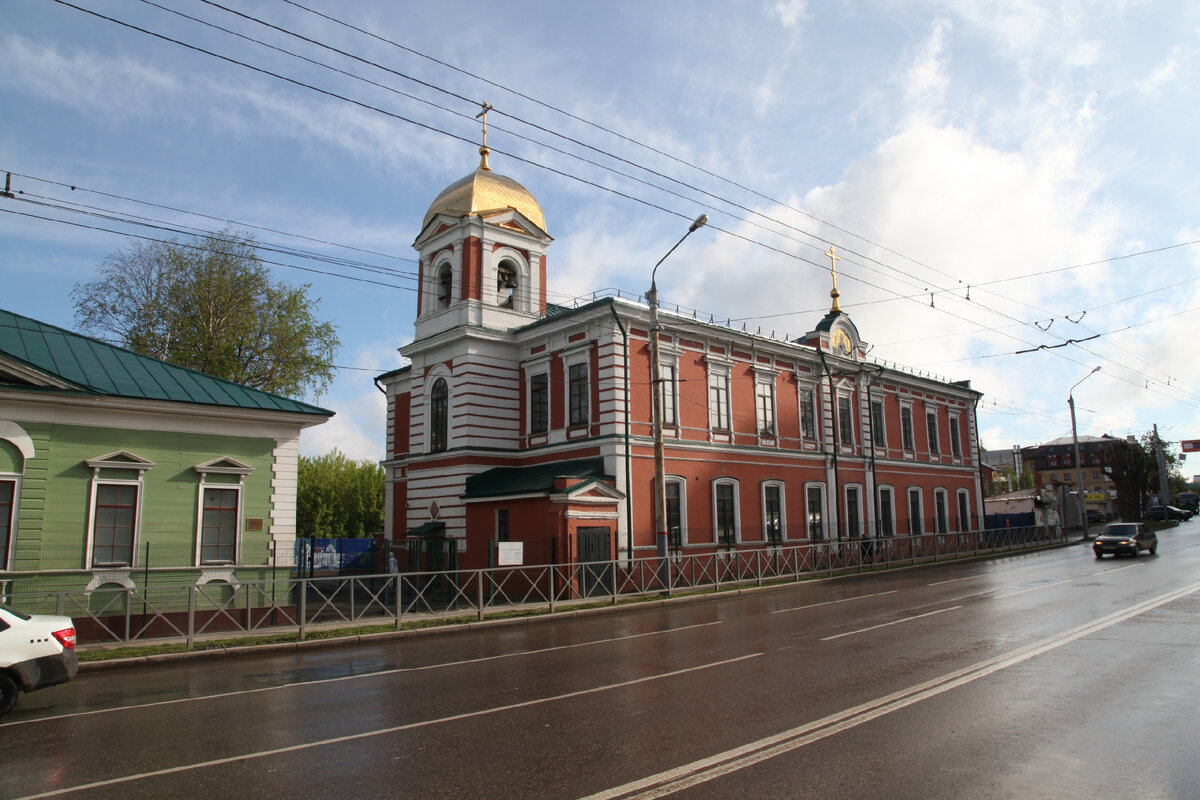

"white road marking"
[927,573,984,586]
[769,589,897,614]
[1,621,723,727]
[14,653,763,800]
[582,580,1200,800]
[994,577,1075,598]
[819,605,962,641]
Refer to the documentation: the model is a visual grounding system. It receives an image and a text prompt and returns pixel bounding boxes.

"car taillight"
[52,627,76,650]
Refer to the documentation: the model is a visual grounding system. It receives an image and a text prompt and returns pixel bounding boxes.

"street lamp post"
[1069,366,1101,539]
[649,214,708,583]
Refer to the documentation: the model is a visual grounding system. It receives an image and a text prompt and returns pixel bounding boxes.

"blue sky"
[3,0,1198,467]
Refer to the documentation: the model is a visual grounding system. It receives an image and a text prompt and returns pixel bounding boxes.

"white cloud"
[772,0,810,30]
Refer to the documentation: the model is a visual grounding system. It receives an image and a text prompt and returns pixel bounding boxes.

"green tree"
[72,229,339,399]
[1103,438,1151,521]
[297,449,384,538]
[1140,430,1187,498]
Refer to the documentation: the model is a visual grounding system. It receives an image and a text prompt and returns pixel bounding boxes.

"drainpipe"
[817,345,841,541]
[608,300,635,568]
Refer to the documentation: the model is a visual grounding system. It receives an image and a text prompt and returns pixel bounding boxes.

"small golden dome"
[421,168,546,233]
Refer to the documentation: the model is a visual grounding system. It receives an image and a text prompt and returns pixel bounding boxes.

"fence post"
[610,557,618,604]
[394,574,401,629]
[476,570,485,622]
[298,577,307,641]
[186,586,196,651]
[756,550,763,587]
[548,566,556,614]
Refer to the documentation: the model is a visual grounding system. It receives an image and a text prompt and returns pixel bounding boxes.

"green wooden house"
[0,308,332,598]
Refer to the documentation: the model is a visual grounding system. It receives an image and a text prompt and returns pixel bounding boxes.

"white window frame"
[934,488,950,534]
[805,482,827,541]
[799,384,819,442]
[658,340,682,430]
[837,393,855,447]
[85,451,154,568]
[755,371,777,439]
[0,475,20,572]
[489,247,530,312]
[844,484,864,539]
[564,350,590,429]
[907,486,924,536]
[708,371,731,432]
[900,401,915,452]
[956,488,971,533]
[877,484,896,537]
[926,407,941,456]
[712,479,740,545]
[761,480,786,544]
[870,397,887,448]
[196,483,243,566]
[666,475,688,547]
[949,412,963,459]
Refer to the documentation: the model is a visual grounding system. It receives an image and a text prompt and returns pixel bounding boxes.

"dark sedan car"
[1144,505,1191,521]
[1093,523,1157,558]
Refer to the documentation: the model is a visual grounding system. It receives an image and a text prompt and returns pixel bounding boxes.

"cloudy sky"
[3,0,1198,466]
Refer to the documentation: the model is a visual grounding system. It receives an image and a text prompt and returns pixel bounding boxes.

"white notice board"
[497,541,524,566]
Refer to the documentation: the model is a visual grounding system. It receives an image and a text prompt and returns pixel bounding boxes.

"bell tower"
[412,104,552,341]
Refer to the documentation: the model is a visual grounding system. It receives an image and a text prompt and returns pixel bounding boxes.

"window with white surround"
[86,451,154,568]
[806,483,826,540]
[755,376,776,437]
[708,372,731,431]
[430,378,448,453]
[949,412,963,458]
[957,489,971,533]
[762,481,785,544]
[666,477,687,548]
[877,485,895,537]
[661,363,678,427]
[568,361,589,427]
[799,386,818,441]
[530,372,549,433]
[845,484,862,539]
[934,488,949,534]
[436,262,453,309]
[871,398,886,448]
[193,458,253,566]
[926,407,940,455]
[0,479,14,571]
[496,260,517,308]
[900,402,915,451]
[838,394,854,446]
[907,487,923,535]
[713,480,739,545]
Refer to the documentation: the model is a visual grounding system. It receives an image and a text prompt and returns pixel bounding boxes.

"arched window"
[430,378,448,453]
[497,261,517,308]
[437,264,453,310]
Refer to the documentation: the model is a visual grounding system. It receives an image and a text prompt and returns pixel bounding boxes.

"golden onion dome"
[421,167,546,233]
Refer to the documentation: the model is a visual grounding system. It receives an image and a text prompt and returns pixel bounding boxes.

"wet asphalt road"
[5,522,1200,799]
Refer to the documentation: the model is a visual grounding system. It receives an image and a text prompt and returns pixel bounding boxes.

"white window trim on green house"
[194,457,254,569]
[85,451,155,570]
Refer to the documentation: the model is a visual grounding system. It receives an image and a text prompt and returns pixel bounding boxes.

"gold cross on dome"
[476,101,494,171]
[825,245,842,313]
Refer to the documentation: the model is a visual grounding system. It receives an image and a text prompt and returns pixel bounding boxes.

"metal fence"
[1,525,1062,650]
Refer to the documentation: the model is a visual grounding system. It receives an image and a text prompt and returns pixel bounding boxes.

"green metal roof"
[462,457,609,498]
[0,308,332,416]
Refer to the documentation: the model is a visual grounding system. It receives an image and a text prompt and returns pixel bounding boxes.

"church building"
[378,136,984,572]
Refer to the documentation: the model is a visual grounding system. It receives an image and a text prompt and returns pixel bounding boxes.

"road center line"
[820,605,962,641]
[14,653,763,800]
[582,579,1200,800]
[927,573,984,586]
[770,589,897,614]
[2,621,722,728]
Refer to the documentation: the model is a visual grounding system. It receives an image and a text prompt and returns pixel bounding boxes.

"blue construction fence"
[294,536,385,578]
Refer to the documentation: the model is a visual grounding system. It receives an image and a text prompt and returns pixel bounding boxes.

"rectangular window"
[756,380,775,436]
[908,488,922,535]
[926,410,940,455]
[806,485,824,540]
[662,364,677,427]
[200,487,239,564]
[800,388,817,440]
[93,484,137,566]
[957,491,971,533]
[709,373,730,431]
[568,363,589,426]
[871,399,886,448]
[838,395,854,446]
[949,414,962,458]
[0,480,13,570]
[497,509,509,543]
[530,373,549,433]
[900,404,915,451]
[666,482,682,548]
[764,485,782,544]
[845,486,861,538]
[878,487,894,537]
[715,483,736,545]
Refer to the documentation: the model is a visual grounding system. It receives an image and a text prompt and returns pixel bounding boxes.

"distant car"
[1144,505,1191,521]
[1085,509,1104,524]
[1093,523,1157,558]
[0,604,78,718]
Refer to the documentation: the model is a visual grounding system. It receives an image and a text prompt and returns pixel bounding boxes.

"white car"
[0,604,78,718]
